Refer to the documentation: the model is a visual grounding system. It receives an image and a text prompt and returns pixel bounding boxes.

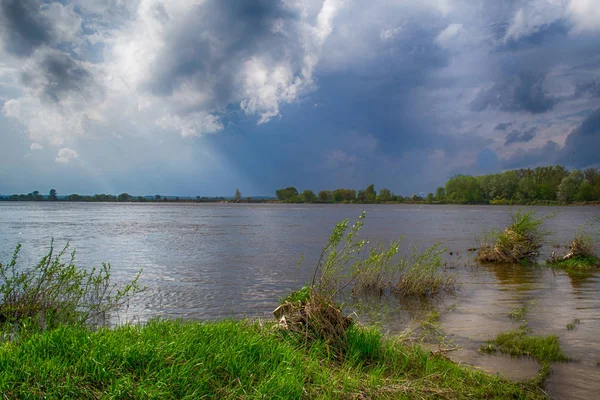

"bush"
[477,209,552,264]
[0,241,143,335]
[549,217,600,270]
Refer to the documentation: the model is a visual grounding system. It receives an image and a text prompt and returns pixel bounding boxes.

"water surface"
[1,202,598,398]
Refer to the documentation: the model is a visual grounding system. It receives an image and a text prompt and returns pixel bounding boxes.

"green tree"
[235,189,242,201]
[301,190,316,203]
[365,184,376,203]
[117,193,132,202]
[155,195,161,201]
[435,186,445,202]
[378,188,392,202]
[275,187,298,202]
[557,171,584,203]
[318,190,331,203]
[49,189,57,201]
[426,193,434,203]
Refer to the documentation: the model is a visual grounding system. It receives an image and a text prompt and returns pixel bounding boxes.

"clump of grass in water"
[477,209,553,264]
[566,319,580,331]
[394,244,456,298]
[508,305,527,321]
[481,326,568,364]
[0,241,143,338]
[549,217,600,271]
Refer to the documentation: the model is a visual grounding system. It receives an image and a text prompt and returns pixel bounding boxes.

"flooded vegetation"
[1,202,599,398]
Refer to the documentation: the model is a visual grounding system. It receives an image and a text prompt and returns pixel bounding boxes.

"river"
[0,202,599,399]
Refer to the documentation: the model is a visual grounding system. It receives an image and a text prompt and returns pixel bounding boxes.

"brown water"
[1,202,599,398]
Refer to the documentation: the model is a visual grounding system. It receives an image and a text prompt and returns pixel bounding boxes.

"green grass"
[0,319,547,399]
[566,319,581,331]
[550,255,600,271]
[508,305,527,321]
[481,327,568,366]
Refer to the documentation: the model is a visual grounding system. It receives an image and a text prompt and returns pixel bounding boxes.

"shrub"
[477,209,552,264]
[0,241,143,335]
[549,217,600,270]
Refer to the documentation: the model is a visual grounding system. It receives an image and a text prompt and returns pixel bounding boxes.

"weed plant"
[477,209,553,264]
[549,217,600,271]
[0,241,143,337]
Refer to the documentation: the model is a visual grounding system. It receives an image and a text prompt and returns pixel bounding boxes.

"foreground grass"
[0,319,546,399]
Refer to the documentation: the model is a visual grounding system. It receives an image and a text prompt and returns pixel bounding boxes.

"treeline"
[0,190,227,203]
[275,166,600,205]
[443,166,600,204]
[275,185,417,203]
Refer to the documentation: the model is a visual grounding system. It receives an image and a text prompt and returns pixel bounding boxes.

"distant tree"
[301,189,316,203]
[356,190,366,202]
[557,171,584,203]
[378,188,392,202]
[365,184,376,203]
[275,187,298,202]
[333,188,356,202]
[49,189,57,201]
[247,197,252,202]
[318,190,332,203]
[155,194,161,201]
[235,189,242,201]
[435,186,445,202]
[117,193,132,202]
[426,193,434,203]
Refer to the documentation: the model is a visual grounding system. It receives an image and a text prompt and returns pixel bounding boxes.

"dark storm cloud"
[21,50,96,103]
[502,140,560,169]
[504,127,536,145]
[147,0,298,106]
[494,122,513,131]
[0,0,54,56]
[470,73,558,114]
[558,107,600,168]
[574,80,600,99]
[502,108,600,170]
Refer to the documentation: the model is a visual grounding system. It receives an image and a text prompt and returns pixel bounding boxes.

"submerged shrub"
[393,244,456,298]
[549,217,600,270]
[0,241,143,335]
[477,209,552,264]
[276,213,456,357]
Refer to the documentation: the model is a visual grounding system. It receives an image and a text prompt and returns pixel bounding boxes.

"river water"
[0,202,599,399]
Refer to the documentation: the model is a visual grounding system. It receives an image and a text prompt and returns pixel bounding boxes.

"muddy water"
[0,202,599,398]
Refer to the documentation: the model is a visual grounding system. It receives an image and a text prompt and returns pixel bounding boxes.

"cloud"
[501,107,600,169]
[502,140,560,169]
[574,79,600,98]
[470,73,558,114]
[20,49,98,103]
[30,142,43,150]
[435,23,465,47]
[55,147,79,164]
[568,0,600,33]
[0,0,81,57]
[558,107,600,167]
[504,127,537,145]
[494,122,514,131]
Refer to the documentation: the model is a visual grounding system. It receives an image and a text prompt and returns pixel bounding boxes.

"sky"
[1,0,600,197]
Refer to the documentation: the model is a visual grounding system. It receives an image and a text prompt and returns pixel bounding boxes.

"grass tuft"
[481,327,568,364]
[477,209,552,264]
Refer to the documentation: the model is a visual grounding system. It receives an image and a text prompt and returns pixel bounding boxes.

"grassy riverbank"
[0,319,546,399]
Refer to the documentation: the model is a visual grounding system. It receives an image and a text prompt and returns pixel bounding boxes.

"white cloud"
[435,23,465,47]
[2,99,21,117]
[30,143,43,150]
[55,148,79,164]
[569,0,600,32]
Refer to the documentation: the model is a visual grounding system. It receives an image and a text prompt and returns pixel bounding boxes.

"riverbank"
[0,319,545,399]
